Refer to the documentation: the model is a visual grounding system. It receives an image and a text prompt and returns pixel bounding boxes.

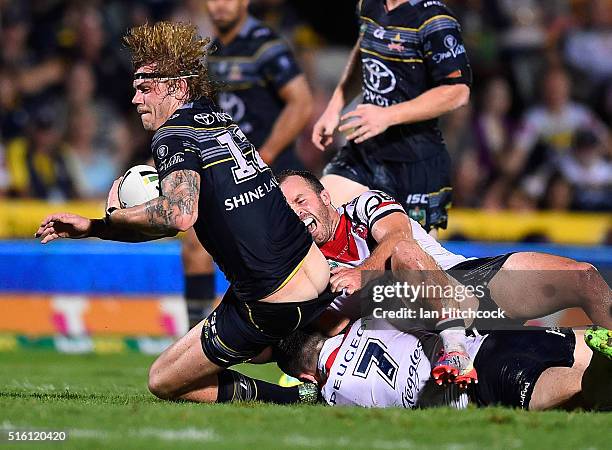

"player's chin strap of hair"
[134,72,198,81]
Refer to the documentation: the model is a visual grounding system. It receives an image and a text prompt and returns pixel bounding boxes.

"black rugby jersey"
[151,100,312,302]
[356,0,471,162]
[208,16,302,154]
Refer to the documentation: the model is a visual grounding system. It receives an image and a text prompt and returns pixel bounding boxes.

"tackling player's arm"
[329,212,412,293]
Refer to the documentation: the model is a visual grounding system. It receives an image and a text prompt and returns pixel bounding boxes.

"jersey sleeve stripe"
[419,15,460,37]
[368,205,406,228]
[359,48,423,64]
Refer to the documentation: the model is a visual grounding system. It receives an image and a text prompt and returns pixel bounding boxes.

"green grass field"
[1,351,610,450]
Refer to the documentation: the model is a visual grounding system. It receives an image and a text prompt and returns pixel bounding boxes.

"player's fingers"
[35,222,50,238]
[312,125,331,151]
[41,231,60,244]
[354,130,373,144]
[330,276,345,293]
[311,133,325,151]
[346,126,369,142]
[340,110,361,122]
[38,226,57,242]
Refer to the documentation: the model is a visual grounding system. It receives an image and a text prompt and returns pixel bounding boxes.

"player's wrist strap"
[89,218,108,238]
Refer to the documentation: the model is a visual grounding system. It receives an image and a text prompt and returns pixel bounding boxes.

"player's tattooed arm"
[143,169,200,233]
[102,169,200,238]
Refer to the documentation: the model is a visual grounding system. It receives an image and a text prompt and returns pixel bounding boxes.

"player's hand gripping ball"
[118,165,161,208]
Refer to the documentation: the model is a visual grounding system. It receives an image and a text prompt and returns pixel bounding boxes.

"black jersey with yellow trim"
[356,0,471,162]
[151,99,312,302]
[208,16,302,150]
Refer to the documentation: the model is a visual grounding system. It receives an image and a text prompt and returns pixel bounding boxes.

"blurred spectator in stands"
[505,67,610,204]
[1,2,65,103]
[472,76,518,210]
[540,171,573,210]
[172,0,215,38]
[473,77,514,179]
[493,0,548,104]
[63,105,119,199]
[61,5,132,112]
[5,104,76,201]
[1,3,32,71]
[0,69,29,141]
[563,0,612,124]
[0,142,8,197]
[556,129,612,211]
[441,104,480,208]
[60,62,119,153]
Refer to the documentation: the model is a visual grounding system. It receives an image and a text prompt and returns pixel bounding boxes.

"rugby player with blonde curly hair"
[36,21,334,405]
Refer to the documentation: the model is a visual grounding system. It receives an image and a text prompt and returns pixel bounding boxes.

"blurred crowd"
[0,0,610,211]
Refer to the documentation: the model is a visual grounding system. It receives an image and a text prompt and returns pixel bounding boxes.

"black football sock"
[216,370,305,404]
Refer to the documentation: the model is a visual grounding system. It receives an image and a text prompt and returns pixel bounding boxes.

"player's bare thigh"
[487,252,589,320]
[262,242,330,304]
[320,174,368,207]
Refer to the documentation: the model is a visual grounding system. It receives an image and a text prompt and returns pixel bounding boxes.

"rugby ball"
[118,165,160,208]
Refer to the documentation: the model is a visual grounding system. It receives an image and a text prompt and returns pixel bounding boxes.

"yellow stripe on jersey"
[360,14,458,32]
[203,157,234,169]
[360,47,423,63]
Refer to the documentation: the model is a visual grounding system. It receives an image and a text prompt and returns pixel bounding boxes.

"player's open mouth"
[302,217,316,233]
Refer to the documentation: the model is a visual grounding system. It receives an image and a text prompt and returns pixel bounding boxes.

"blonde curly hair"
[123,21,215,101]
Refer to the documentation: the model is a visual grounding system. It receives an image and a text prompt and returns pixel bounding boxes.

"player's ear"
[320,189,331,206]
[176,78,189,101]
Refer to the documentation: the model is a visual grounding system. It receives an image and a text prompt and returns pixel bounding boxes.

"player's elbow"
[451,84,470,110]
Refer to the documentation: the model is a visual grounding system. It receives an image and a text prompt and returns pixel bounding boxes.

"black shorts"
[323,144,452,230]
[471,328,576,409]
[448,253,522,330]
[201,287,335,367]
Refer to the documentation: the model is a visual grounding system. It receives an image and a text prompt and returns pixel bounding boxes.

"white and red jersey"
[321,190,467,270]
[318,317,484,408]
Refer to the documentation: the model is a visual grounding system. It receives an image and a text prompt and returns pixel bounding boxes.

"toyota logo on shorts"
[363,58,396,94]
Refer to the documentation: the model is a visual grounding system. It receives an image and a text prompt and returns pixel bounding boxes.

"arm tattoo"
[144,169,200,233]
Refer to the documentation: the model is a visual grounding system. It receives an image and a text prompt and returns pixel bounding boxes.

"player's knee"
[574,262,599,289]
[147,362,176,400]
